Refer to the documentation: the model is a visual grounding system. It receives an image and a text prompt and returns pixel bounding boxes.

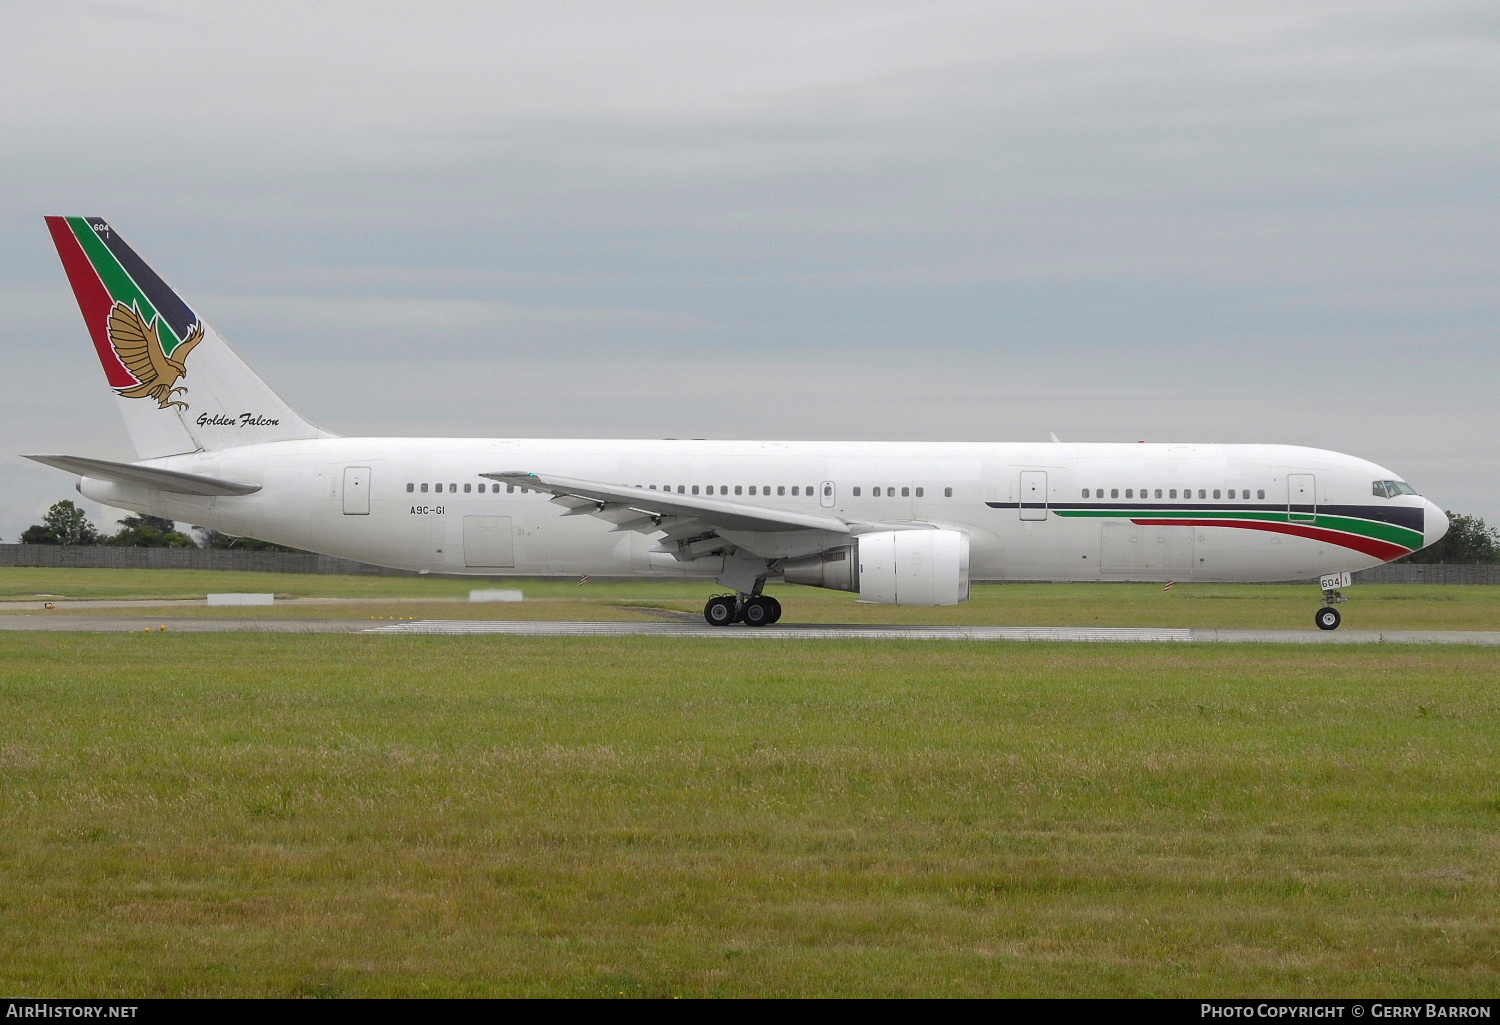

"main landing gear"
[703,593,782,627]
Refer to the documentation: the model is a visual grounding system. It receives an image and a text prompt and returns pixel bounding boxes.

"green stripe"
[66,217,184,355]
[1053,508,1421,550]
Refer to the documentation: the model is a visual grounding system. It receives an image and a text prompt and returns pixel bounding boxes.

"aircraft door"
[820,481,836,509]
[1019,471,1048,520]
[1288,473,1316,523]
[342,466,370,515]
[464,516,515,568]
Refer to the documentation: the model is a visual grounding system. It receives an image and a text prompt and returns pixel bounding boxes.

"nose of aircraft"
[1423,499,1449,549]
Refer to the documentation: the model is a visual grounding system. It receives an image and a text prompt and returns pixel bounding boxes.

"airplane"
[26,216,1449,630]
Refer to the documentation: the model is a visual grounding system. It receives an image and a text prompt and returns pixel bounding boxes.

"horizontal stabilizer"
[23,454,261,496]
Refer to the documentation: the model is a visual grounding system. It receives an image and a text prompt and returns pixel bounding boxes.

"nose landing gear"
[1315,571,1351,630]
[702,593,782,627]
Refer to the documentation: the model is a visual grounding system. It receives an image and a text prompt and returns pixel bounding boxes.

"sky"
[2,0,1496,541]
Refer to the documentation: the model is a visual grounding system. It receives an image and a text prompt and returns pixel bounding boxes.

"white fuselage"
[77,438,1440,584]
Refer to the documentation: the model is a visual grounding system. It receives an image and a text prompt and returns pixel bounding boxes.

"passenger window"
[1081,489,1089,499]
[763,485,770,494]
[420,483,429,493]
[691,485,699,495]
[1169,489,1177,499]
[1257,489,1265,499]
[944,487,953,498]
[406,483,414,493]
[506,485,515,493]
[791,486,799,496]
[1154,489,1162,499]
[873,487,881,497]
[464,483,472,493]
[676,485,684,494]
[1111,489,1119,499]
[1198,489,1206,499]
[902,487,910,497]
[778,486,785,496]
[748,486,756,496]
[1125,489,1133,499]
[915,487,924,497]
[1213,489,1221,499]
[478,483,486,493]
[852,487,862,497]
[734,486,742,495]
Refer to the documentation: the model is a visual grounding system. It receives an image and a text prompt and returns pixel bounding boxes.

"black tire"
[704,596,738,627]
[1315,607,1341,631]
[764,596,782,625]
[741,597,773,627]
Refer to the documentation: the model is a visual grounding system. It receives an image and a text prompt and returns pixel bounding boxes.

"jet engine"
[782,529,970,606]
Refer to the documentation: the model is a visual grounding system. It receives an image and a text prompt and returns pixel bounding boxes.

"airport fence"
[2,544,1497,583]
[1350,563,1500,585]
[0,543,413,576]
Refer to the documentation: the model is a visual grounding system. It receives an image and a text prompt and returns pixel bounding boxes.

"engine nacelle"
[782,530,971,605]
[856,529,970,605]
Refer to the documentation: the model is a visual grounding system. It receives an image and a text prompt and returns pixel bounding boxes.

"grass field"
[1,632,1497,996]
[4,567,1500,630]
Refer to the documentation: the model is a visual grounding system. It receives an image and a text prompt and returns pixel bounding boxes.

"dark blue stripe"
[86,218,198,341]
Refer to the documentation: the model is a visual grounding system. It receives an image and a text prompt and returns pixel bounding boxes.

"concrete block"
[470,589,523,602]
[207,593,275,606]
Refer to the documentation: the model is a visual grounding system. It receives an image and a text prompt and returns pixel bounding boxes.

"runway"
[3,615,1499,644]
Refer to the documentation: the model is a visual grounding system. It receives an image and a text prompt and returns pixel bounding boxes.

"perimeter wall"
[3,544,1497,583]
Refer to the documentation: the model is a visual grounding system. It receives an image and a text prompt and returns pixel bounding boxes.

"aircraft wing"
[24,454,262,496]
[484,471,849,534]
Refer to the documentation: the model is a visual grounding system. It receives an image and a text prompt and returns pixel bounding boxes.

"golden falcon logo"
[106,301,205,410]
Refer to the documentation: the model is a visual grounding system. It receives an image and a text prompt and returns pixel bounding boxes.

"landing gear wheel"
[704,596,739,627]
[1315,606,1341,631]
[763,596,782,625]
[741,596,775,627]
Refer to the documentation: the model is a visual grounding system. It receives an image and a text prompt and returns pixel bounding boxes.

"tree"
[193,526,306,554]
[1402,512,1500,564]
[19,500,102,546]
[105,514,198,548]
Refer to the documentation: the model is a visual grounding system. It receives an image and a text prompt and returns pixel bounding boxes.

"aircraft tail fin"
[45,216,334,459]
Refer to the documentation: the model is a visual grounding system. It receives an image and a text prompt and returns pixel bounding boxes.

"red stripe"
[1131,518,1411,562]
[45,216,134,388]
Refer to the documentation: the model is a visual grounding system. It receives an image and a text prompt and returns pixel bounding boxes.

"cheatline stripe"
[64,217,186,356]
[1050,507,1423,550]
[1130,518,1412,562]
[45,217,135,388]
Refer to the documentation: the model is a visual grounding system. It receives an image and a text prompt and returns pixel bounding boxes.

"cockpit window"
[1372,480,1418,498]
